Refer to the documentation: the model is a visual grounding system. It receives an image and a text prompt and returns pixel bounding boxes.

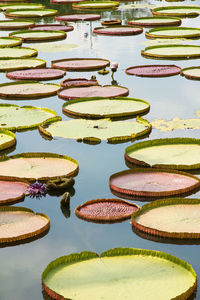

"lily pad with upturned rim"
[52,58,110,71]
[101,19,121,26]
[61,78,98,88]
[0,19,35,30]
[181,66,200,80]
[0,46,37,59]
[9,30,66,42]
[30,24,74,32]
[93,26,143,36]
[0,3,44,11]
[0,179,29,205]
[0,58,46,72]
[75,198,140,223]
[5,8,58,18]
[6,68,66,81]
[0,129,16,151]
[125,65,181,77]
[146,27,200,39]
[62,97,150,119]
[55,13,101,21]
[42,247,197,300]
[72,1,119,9]
[0,37,22,47]
[127,16,181,27]
[125,137,200,170]
[52,0,85,3]
[152,6,200,17]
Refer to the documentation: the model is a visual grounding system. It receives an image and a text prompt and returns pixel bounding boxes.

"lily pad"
[101,19,121,26]
[52,0,85,3]
[72,1,119,9]
[126,65,181,77]
[75,198,140,223]
[181,66,200,80]
[0,37,22,47]
[0,46,37,59]
[62,97,150,119]
[0,58,46,72]
[0,104,59,131]
[0,152,78,181]
[0,129,16,151]
[93,26,143,36]
[31,24,74,32]
[125,137,200,170]
[52,58,110,71]
[5,8,58,18]
[146,27,200,39]
[58,85,129,100]
[61,78,98,88]
[0,206,50,245]
[39,117,151,143]
[151,117,200,131]
[6,68,66,81]
[0,19,35,30]
[42,247,197,300]
[132,198,200,239]
[142,44,200,59]
[32,43,79,53]
[110,168,200,198]
[152,6,200,17]
[9,30,66,42]
[0,179,29,205]
[142,38,191,47]
[0,3,44,11]
[55,13,101,21]
[127,16,181,27]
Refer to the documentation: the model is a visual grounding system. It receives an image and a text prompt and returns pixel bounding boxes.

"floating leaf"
[0,3,44,11]
[52,0,85,3]
[6,68,66,81]
[5,8,58,18]
[125,65,181,77]
[72,1,119,9]
[152,6,200,17]
[9,30,66,42]
[42,248,196,300]
[146,27,200,39]
[55,13,101,21]
[0,46,37,59]
[61,78,98,88]
[33,43,79,53]
[120,3,155,9]
[0,179,29,205]
[142,38,191,47]
[195,110,200,117]
[151,117,200,131]
[101,19,121,26]
[125,137,200,170]
[93,26,143,36]
[0,129,16,151]
[0,37,22,47]
[127,16,181,27]
[52,58,110,71]
[0,19,35,30]
[0,58,46,72]
[31,24,74,32]
[181,66,200,80]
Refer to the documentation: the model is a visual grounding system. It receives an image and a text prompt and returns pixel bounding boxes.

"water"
[0,0,200,299]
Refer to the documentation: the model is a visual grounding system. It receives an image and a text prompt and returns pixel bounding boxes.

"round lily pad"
[142,45,200,59]
[42,248,197,300]
[0,58,46,72]
[181,66,200,80]
[62,97,150,119]
[0,19,35,30]
[146,27,200,39]
[125,65,181,77]
[0,179,29,205]
[52,0,85,3]
[0,37,22,47]
[39,117,151,143]
[0,104,59,131]
[101,19,121,26]
[0,206,50,245]
[55,13,101,21]
[6,68,66,81]
[0,129,16,151]
[125,138,200,170]
[0,3,44,11]
[72,1,119,9]
[9,30,66,42]
[58,86,129,100]
[0,81,60,99]
[0,46,37,59]
[5,9,58,18]
[0,153,79,181]
[127,16,181,27]
[75,198,140,223]
[110,168,200,199]
[31,24,74,32]
[93,26,143,36]
[132,198,200,239]
[52,58,110,71]
[61,78,98,88]
[152,6,200,17]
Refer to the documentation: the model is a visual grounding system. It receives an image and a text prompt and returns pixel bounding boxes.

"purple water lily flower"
[28,182,47,198]
[110,62,118,72]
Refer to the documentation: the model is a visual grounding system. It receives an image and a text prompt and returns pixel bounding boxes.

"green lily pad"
[127,16,181,27]
[120,3,155,9]
[142,44,200,59]
[0,19,35,30]
[146,27,200,39]
[142,38,192,47]
[9,30,66,42]
[33,43,79,53]
[181,66,200,80]
[0,58,46,72]
[5,8,58,18]
[125,137,200,170]
[151,117,200,131]
[42,247,197,300]
[0,3,44,11]
[0,46,37,59]
[0,37,22,47]
[0,129,16,151]
[39,117,151,143]
[72,1,119,9]
[0,104,59,131]
[152,6,200,17]
[63,97,150,119]
[0,152,79,181]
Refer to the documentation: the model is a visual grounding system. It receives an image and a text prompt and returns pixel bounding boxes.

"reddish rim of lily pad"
[127,17,181,27]
[52,58,110,71]
[101,19,122,26]
[6,68,66,81]
[93,26,143,36]
[55,14,101,22]
[0,178,29,205]
[31,24,74,32]
[109,168,200,199]
[58,85,129,100]
[60,78,98,88]
[125,65,181,77]
[75,198,140,223]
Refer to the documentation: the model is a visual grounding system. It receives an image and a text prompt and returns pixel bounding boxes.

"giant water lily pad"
[61,78,98,88]
[0,206,50,245]
[152,6,200,17]
[127,16,181,27]
[126,65,181,77]
[0,129,16,151]
[42,247,197,300]
[110,168,200,198]
[0,37,22,47]
[93,26,143,36]
[181,66,200,80]
[0,104,59,131]
[125,138,200,170]
[0,19,35,30]
[6,68,66,81]
[52,58,110,71]
[151,117,200,131]
[146,27,200,39]
[0,3,44,11]
[75,198,140,223]
[5,8,58,18]
[39,117,151,143]
[72,1,119,9]
[55,13,101,21]
[52,0,85,3]
[58,85,129,100]
[0,81,60,99]
[63,97,150,119]
[142,45,200,59]
[0,179,29,205]
[0,58,46,71]
[0,153,78,181]
[132,198,200,239]
[9,30,66,42]
[0,46,37,59]
[31,24,74,32]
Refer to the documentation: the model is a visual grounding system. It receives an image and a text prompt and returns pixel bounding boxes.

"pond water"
[0,0,200,299]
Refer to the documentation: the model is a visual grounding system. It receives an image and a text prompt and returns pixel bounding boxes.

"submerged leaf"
[33,43,80,53]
